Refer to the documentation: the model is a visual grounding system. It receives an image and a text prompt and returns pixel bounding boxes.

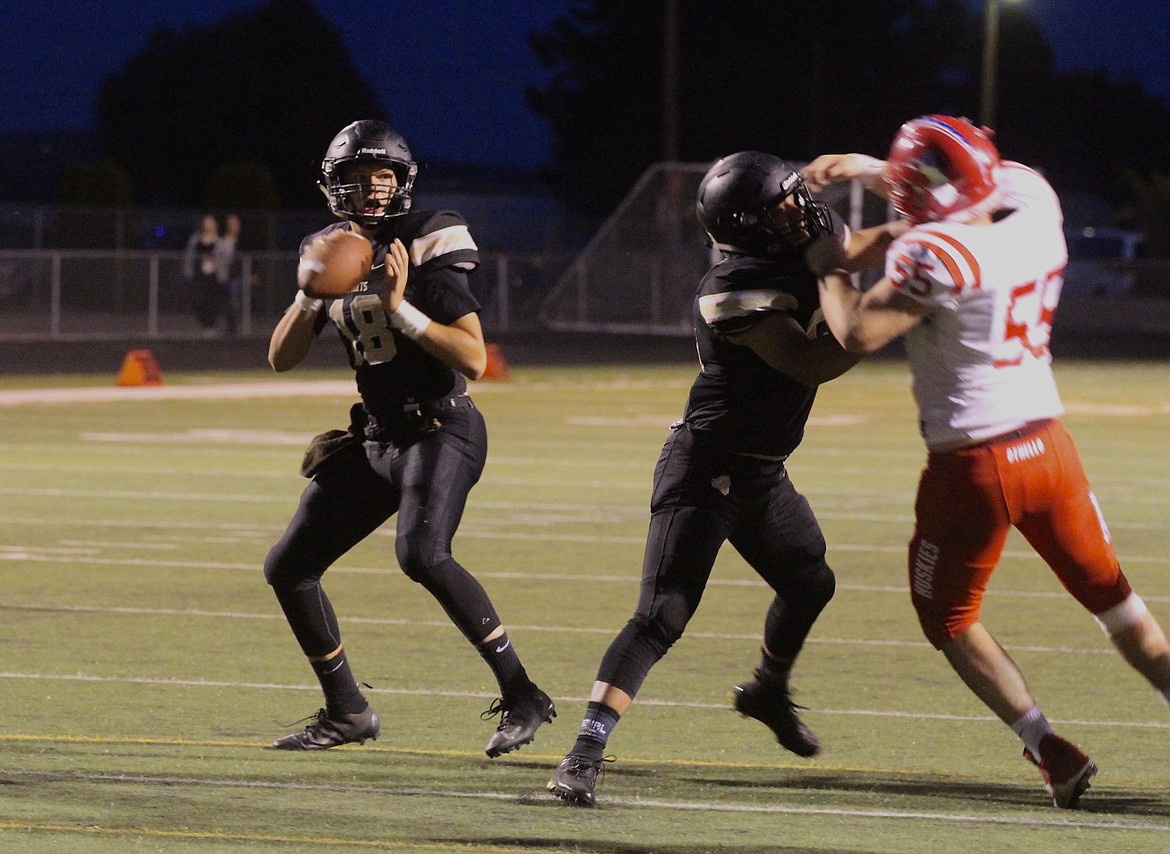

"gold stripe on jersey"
[698,289,798,324]
[410,224,478,270]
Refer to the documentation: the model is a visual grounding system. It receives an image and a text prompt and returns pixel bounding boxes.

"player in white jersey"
[802,115,1170,809]
[890,160,1066,450]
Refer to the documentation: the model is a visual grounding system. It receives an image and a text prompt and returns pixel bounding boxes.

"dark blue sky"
[4,1,1168,168]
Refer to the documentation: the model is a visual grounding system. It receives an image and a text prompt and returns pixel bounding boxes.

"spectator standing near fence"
[215,212,243,336]
[183,212,228,334]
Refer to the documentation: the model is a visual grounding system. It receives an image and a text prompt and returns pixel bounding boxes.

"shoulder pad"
[408,210,480,272]
[889,227,979,298]
[700,258,801,336]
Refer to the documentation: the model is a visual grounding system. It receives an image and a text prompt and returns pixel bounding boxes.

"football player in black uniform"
[265,120,554,756]
[548,152,906,806]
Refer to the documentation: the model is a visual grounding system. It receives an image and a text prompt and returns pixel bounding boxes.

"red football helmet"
[884,115,1000,225]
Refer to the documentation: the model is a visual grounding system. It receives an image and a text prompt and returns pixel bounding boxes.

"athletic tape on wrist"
[294,289,323,314]
[297,258,325,275]
[390,300,431,339]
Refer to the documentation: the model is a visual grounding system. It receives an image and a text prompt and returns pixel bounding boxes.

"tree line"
[54,0,1170,254]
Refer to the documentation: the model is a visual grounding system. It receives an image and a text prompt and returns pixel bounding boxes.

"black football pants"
[597,423,836,697]
[264,404,504,656]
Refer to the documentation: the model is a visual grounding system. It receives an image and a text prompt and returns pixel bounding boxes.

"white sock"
[1009,706,1054,759]
[1159,688,1170,709]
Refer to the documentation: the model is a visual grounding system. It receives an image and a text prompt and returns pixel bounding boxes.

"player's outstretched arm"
[732,313,862,386]
[805,235,925,355]
[840,221,910,272]
[802,153,888,198]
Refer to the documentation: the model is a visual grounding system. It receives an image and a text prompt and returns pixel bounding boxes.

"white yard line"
[2,541,1170,589]
[3,547,1170,588]
[1,670,1168,731]
[0,601,1157,659]
[1,770,1167,834]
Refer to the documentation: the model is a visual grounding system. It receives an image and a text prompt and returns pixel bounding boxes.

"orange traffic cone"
[482,342,510,380]
[116,349,163,386]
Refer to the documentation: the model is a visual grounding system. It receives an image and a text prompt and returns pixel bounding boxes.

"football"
[302,230,373,298]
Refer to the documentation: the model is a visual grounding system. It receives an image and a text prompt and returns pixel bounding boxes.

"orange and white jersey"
[885,163,1068,451]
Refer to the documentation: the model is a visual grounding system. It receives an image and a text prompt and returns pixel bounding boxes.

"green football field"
[1,358,1168,853]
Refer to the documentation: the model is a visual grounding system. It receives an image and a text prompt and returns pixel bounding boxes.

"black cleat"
[483,686,556,757]
[548,753,611,807]
[270,706,380,750]
[732,670,820,757]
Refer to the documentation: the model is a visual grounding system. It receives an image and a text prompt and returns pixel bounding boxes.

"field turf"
[1,359,1168,852]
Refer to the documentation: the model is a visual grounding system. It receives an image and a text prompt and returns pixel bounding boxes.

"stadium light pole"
[981,0,1019,129]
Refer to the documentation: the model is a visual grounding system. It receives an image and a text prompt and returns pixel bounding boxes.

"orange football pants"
[908,419,1132,648]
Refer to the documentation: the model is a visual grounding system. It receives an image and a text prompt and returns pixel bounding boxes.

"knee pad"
[646,589,694,652]
[772,558,835,614]
[597,616,678,697]
[605,598,689,672]
[799,560,836,610]
[263,544,298,589]
[395,535,446,585]
[1094,593,1148,637]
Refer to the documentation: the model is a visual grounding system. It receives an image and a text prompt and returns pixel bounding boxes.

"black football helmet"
[696,151,832,255]
[320,120,418,228]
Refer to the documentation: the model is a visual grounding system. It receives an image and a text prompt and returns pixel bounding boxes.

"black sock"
[757,649,794,683]
[570,701,621,761]
[310,648,366,716]
[477,632,531,697]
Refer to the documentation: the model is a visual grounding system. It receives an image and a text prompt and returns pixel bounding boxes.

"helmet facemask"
[319,121,418,229]
[774,175,833,246]
[697,152,833,257]
[737,177,831,253]
[322,158,417,229]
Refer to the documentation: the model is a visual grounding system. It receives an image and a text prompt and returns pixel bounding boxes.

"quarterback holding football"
[264,120,554,757]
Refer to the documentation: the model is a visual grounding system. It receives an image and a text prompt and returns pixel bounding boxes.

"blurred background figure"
[216,212,243,335]
[183,212,229,335]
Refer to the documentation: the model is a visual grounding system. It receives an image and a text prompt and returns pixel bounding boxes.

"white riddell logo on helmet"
[358,147,388,156]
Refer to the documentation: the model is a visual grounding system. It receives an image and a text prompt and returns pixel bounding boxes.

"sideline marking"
[0,380,356,406]
[0,376,683,407]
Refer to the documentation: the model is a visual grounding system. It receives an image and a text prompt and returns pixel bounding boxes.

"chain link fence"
[538,162,883,335]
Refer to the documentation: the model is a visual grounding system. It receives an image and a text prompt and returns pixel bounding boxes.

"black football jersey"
[304,210,481,422]
[682,249,832,459]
